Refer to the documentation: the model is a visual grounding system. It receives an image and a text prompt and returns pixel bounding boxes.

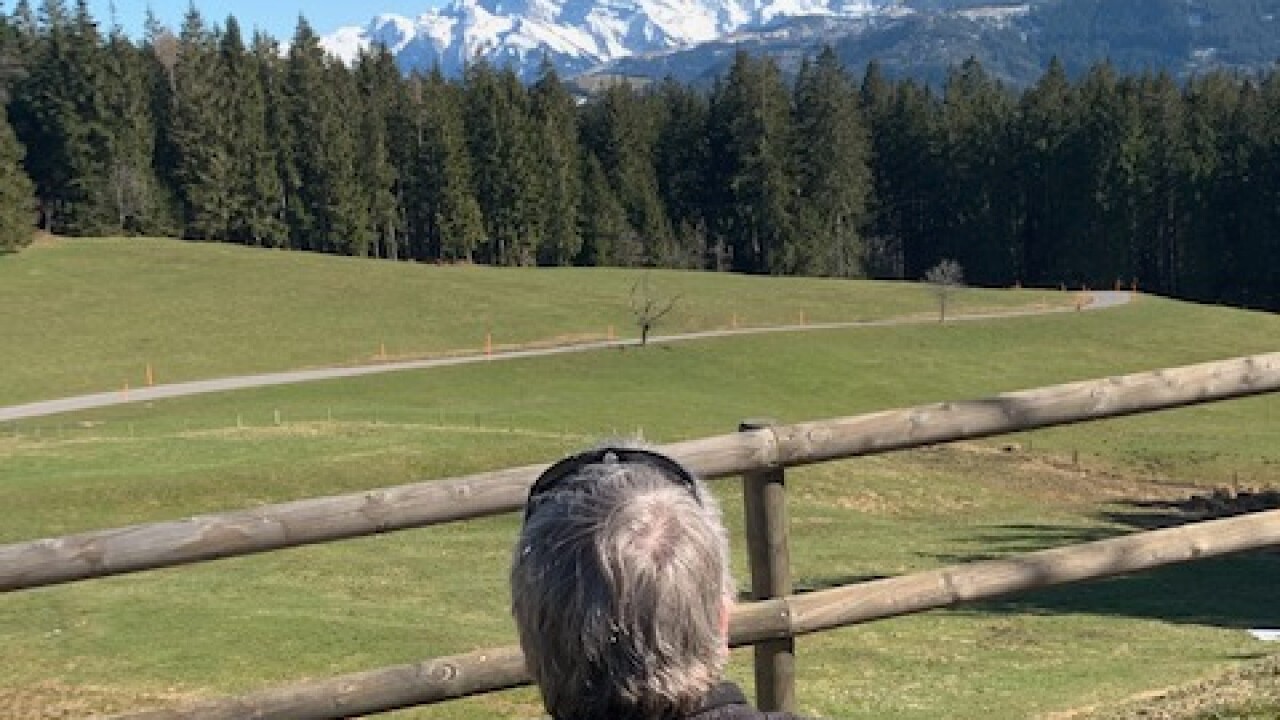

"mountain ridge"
[320,0,1280,86]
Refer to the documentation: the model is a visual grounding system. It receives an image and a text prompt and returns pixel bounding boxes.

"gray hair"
[511,454,733,719]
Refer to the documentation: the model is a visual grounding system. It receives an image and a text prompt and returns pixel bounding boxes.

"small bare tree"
[924,258,965,322]
[630,273,680,347]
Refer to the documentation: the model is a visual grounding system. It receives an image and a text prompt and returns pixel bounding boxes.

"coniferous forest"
[2,1,1279,311]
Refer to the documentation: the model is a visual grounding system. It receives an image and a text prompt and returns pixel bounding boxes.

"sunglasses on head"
[524,447,702,520]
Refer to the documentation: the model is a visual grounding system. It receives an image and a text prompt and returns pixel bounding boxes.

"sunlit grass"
[1,239,1278,718]
[0,236,1066,406]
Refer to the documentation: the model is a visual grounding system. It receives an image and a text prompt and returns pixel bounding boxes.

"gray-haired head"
[511,448,733,719]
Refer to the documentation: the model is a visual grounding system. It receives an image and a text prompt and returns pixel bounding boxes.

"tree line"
[0,1,1277,311]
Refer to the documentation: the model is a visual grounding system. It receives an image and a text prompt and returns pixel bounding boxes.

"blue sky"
[85,1,443,40]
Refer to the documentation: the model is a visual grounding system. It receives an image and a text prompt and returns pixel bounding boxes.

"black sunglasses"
[524,447,702,520]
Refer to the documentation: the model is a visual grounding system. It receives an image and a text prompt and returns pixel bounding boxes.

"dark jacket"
[688,682,809,720]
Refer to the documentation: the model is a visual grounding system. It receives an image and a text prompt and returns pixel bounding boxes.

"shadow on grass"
[794,491,1280,630]
[939,491,1280,629]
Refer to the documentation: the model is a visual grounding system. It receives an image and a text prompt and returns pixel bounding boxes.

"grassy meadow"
[1,237,1279,719]
[0,236,1067,407]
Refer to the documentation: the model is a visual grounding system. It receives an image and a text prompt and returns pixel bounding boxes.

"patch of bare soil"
[1047,655,1280,720]
[30,231,60,248]
[919,442,1206,507]
[0,680,196,719]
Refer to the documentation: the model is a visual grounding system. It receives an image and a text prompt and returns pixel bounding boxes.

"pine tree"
[248,31,290,247]
[327,58,371,255]
[578,150,631,266]
[1130,70,1187,295]
[419,69,485,262]
[0,17,35,251]
[284,17,363,254]
[862,74,940,280]
[1072,61,1138,286]
[352,47,399,258]
[1240,72,1280,308]
[0,106,35,251]
[11,0,113,233]
[580,82,672,265]
[653,77,710,268]
[100,16,165,233]
[1014,56,1079,286]
[529,58,583,266]
[937,57,1017,284]
[709,51,798,274]
[791,47,871,277]
[170,5,232,240]
[463,62,543,265]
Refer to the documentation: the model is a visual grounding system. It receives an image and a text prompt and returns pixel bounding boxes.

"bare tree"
[630,273,680,346]
[924,258,965,322]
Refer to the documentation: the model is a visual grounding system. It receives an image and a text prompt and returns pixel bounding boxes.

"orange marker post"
[485,331,493,357]
[145,363,154,387]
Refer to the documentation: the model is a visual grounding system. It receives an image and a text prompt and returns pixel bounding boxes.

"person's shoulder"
[689,683,817,720]
[710,711,812,719]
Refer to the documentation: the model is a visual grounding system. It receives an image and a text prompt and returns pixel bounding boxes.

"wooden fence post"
[739,419,795,713]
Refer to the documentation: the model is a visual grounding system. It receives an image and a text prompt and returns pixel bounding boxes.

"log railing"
[1,352,1277,718]
[114,508,1280,720]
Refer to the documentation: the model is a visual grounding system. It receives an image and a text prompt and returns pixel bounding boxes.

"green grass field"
[0,236,1067,408]
[1,238,1278,719]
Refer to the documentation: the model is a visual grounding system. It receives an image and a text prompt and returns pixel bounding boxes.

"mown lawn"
[1,239,1278,719]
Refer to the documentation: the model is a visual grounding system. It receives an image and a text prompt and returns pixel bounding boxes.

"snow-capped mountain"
[321,0,905,79]
[321,0,1280,88]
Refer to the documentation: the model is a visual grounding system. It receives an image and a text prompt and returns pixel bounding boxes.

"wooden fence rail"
[4,352,1278,593]
[112,508,1280,720]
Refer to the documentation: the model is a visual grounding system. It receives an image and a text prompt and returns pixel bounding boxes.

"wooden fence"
[2,352,1279,719]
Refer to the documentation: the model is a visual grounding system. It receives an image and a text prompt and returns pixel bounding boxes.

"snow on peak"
[322,0,899,77]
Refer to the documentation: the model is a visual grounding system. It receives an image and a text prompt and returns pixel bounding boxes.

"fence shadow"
[924,491,1280,629]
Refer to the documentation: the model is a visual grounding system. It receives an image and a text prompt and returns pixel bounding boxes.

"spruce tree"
[220,17,259,244]
[101,17,165,233]
[653,77,710,268]
[170,5,232,240]
[580,83,672,265]
[1073,61,1137,286]
[284,17,363,254]
[0,107,34,251]
[249,31,290,248]
[708,51,798,274]
[11,0,113,233]
[578,150,631,266]
[408,69,484,262]
[864,76,940,280]
[1014,56,1078,286]
[530,59,583,266]
[463,62,543,265]
[937,57,1017,284]
[792,47,871,277]
[0,17,34,251]
[353,47,399,258]
[1130,71,1187,294]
